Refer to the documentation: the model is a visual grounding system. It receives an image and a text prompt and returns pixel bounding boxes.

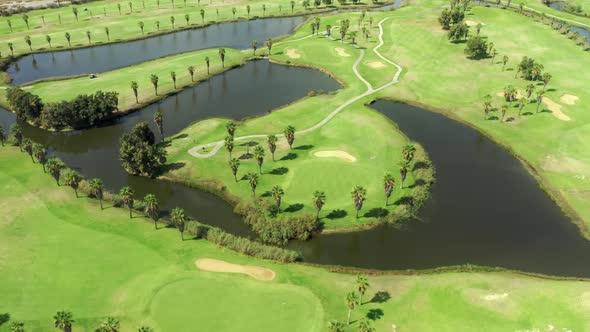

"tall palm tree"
[536,89,545,113]
[229,158,240,182]
[105,27,110,40]
[150,74,159,95]
[218,48,226,67]
[89,178,104,209]
[138,21,145,34]
[265,38,273,55]
[22,14,29,29]
[205,56,210,74]
[348,31,357,44]
[143,194,160,229]
[356,274,369,305]
[10,321,25,332]
[345,292,358,325]
[53,311,74,332]
[246,4,251,17]
[10,124,23,150]
[187,65,195,81]
[399,160,409,189]
[22,138,34,161]
[154,111,164,138]
[271,185,284,211]
[231,7,236,19]
[0,126,6,146]
[8,42,14,56]
[131,81,139,103]
[226,121,236,137]
[284,125,295,149]
[254,145,265,173]
[65,32,71,47]
[170,207,187,240]
[119,186,135,218]
[246,172,259,196]
[518,97,526,116]
[542,72,552,89]
[46,34,52,48]
[33,143,47,172]
[200,8,205,23]
[526,83,535,99]
[97,317,119,332]
[500,104,509,122]
[224,135,234,158]
[252,39,258,55]
[86,30,92,44]
[358,318,374,332]
[170,71,177,89]
[312,190,326,219]
[383,173,395,206]
[63,168,82,197]
[351,186,367,218]
[267,134,278,160]
[502,55,509,70]
[402,144,416,161]
[170,15,175,28]
[184,13,190,26]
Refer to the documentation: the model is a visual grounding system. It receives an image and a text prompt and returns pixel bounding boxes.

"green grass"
[1,146,590,332]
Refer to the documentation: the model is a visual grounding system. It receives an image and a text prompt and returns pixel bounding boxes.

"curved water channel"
[1,13,590,278]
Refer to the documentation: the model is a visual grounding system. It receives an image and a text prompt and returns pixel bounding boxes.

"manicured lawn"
[1,146,590,332]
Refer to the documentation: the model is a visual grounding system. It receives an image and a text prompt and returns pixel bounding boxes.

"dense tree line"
[119,122,167,177]
[6,87,119,130]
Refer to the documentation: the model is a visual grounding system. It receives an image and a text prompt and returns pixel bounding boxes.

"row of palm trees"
[9,310,154,332]
[328,275,374,331]
[483,81,551,121]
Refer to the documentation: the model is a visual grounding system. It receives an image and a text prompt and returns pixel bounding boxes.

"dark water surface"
[7,16,305,85]
[287,101,590,277]
[0,60,341,235]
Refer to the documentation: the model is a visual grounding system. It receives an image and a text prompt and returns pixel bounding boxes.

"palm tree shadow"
[284,203,304,213]
[487,115,499,121]
[280,152,298,160]
[260,191,272,197]
[269,167,289,175]
[0,313,10,327]
[370,291,391,303]
[326,209,347,219]
[294,144,314,150]
[408,178,426,188]
[394,196,413,206]
[363,208,389,218]
[366,308,384,321]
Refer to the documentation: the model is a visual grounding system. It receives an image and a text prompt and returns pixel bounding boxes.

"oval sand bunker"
[314,150,357,162]
[195,258,276,281]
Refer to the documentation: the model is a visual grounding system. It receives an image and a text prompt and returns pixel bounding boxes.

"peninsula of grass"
[1,146,590,332]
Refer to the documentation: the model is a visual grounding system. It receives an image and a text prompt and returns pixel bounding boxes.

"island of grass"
[2,146,590,332]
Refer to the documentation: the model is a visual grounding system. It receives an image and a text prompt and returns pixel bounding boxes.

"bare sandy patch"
[464,289,515,314]
[314,150,357,162]
[367,61,386,68]
[543,97,570,121]
[560,94,579,105]
[465,19,483,27]
[335,47,351,57]
[285,48,300,59]
[541,154,590,175]
[195,258,276,281]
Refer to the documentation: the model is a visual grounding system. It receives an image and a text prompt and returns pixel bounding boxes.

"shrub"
[464,35,489,59]
[206,228,300,262]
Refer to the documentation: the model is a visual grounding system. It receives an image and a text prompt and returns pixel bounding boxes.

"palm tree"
[265,38,273,55]
[402,144,416,161]
[226,120,236,137]
[351,186,366,218]
[536,89,545,113]
[232,7,236,19]
[33,143,48,171]
[65,32,71,47]
[205,56,210,74]
[97,317,119,332]
[150,74,159,95]
[10,124,23,149]
[284,125,295,149]
[22,138,33,161]
[252,39,258,55]
[131,81,139,103]
[383,173,395,206]
[219,134,234,158]
[21,13,30,29]
[10,321,25,332]
[262,3,266,15]
[7,19,12,32]
[117,3,122,14]
[254,145,265,173]
[312,190,326,219]
[501,104,509,122]
[170,207,187,240]
[358,318,374,332]
[105,27,110,40]
[184,13,190,26]
[24,35,32,51]
[8,42,14,56]
[86,30,92,44]
[170,15,175,28]
[348,31,357,44]
[229,158,240,182]
[0,126,6,146]
[526,83,535,99]
[518,97,526,116]
[356,274,369,304]
[63,169,82,197]
[138,327,154,332]
[128,1,133,12]
[271,185,284,211]
[89,178,104,209]
[143,194,160,229]
[200,8,205,23]
[502,55,509,70]
[170,71,177,89]
[187,65,195,81]
[327,321,345,332]
[53,310,74,332]
[267,134,278,160]
[345,292,358,325]
[399,160,409,189]
[290,0,295,13]
[138,21,145,34]
[247,4,251,17]
[246,172,259,196]
[542,72,552,89]
[156,20,160,30]
[154,110,164,137]
[218,48,226,67]
[46,34,52,48]
[119,186,135,218]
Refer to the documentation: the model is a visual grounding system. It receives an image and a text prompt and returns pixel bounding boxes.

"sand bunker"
[195,258,276,281]
[335,47,351,57]
[481,293,508,301]
[543,97,571,121]
[560,94,579,105]
[367,61,386,68]
[314,150,357,162]
[465,19,482,27]
[285,48,300,59]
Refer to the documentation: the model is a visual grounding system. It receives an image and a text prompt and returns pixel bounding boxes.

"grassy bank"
[1,146,590,331]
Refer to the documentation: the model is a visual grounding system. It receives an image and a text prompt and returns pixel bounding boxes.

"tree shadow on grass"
[260,191,272,198]
[522,111,534,116]
[412,161,429,171]
[269,167,289,175]
[394,196,414,206]
[408,178,426,188]
[486,115,499,121]
[280,152,298,160]
[326,209,347,219]
[284,203,304,213]
[366,308,384,321]
[162,162,186,172]
[363,208,389,218]
[370,291,391,304]
[294,144,314,150]
[171,133,188,140]
[238,153,252,160]
[0,313,9,327]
